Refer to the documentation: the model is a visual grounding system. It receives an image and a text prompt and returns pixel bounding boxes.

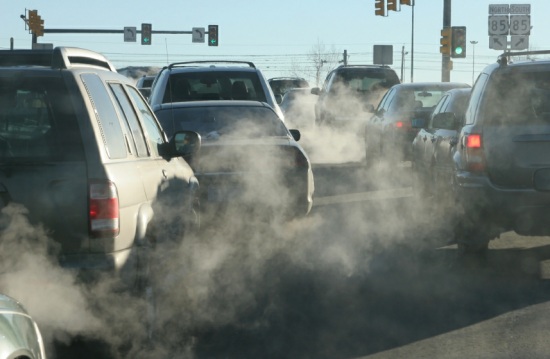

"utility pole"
[343,49,348,66]
[401,45,408,82]
[442,0,452,82]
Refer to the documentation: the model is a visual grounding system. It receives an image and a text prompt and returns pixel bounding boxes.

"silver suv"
[0,47,200,288]
[450,50,550,254]
[148,60,285,121]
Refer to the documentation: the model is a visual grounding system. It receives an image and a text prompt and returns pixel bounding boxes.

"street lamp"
[470,40,478,85]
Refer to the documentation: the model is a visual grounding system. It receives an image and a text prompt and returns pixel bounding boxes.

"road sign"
[489,4,509,14]
[509,15,530,35]
[511,35,529,50]
[373,45,393,65]
[124,26,136,42]
[192,27,205,43]
[488,15,510,35]
[489,35,507,50]
[510,3,530,14]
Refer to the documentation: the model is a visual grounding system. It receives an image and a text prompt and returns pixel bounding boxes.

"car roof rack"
[497,50,550,67]
[167,60,256,69]
[0,47,117,72]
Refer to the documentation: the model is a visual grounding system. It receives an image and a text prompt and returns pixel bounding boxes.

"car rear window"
[156,106,287,138]
[162,71,267,103]
[483,69,550,125]
[335,69,399,92]
[0,75,84,161]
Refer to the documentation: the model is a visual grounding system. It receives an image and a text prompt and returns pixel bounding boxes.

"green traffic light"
[455,47,463,54]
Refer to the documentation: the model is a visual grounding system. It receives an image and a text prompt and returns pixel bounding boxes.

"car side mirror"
[289,129,301,141]
[311,87,321,96]
[275,94,283,104]
[161,130,201,163]
[365,104,375,113]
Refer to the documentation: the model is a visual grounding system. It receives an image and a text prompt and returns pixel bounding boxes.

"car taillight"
[394,120,414,132]
[89,181,120,237]
[464,133,485,172]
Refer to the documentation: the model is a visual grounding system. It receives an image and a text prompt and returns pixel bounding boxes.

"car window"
[482,69,550,125]
[0,76,84,161]
[465,73,489,125]
[81,73,127,159]
[109,83,149,157]
[156,106,288,139]
[128,87,165,157]
[163,71,267,103]
[429,94,450,128]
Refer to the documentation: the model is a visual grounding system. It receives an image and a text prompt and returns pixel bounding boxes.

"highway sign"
[509,15,530,35]
[488,15,510,35]
[510,4,530,14]
[192,27,205,43]
[511,35,529,50]
[489,4,509,14]
[489,35,507,50]
[124,26,136,42]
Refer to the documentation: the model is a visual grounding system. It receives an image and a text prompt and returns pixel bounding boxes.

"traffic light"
[440,27,451,55]
[400,0,413,5]
[451,26,466,58]
[27,10,44,37]
[387,0,398,11]
[375,0,386,16]
[208,25,218,46]
[141,23,152,45]
[35,14,44,37]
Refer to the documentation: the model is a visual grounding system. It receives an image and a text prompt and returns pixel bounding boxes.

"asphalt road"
[51,159,550,359]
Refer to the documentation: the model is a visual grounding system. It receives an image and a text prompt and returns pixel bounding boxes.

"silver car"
[0,294,47,359]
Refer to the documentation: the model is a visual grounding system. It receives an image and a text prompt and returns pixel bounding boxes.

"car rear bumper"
[454,170,550,235]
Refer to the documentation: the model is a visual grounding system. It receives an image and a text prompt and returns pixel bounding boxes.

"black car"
[412,87,471,200]
[446,50,550,254]
[268,77,310,98]
[154,101,314,221]
[364,82,470,167]
[311,65,400,128]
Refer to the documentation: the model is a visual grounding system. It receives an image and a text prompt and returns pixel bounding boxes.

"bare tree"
[288,40,341,87]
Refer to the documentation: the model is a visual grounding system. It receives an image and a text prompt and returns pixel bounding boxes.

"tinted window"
[156,106,288,139]
[163,71,267,103]
[0,76,84,161]
[482,69,550,125]
[81,73,127,159]
[128,87,164,157]
[109,83,149,157]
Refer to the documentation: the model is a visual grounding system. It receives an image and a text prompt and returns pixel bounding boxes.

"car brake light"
[89,181,120,237]
[464,133,485,172]
[394,120,414,132]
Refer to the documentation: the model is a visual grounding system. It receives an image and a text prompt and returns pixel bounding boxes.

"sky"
[2,0,549,87]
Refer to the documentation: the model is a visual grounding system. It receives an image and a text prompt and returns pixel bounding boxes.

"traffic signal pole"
[442,0,451,82]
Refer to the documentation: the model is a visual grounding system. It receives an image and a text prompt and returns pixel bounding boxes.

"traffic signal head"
[451,26,466,58]
[208,25,218,46]
[440,27,451,55]
[27,10,44,37]
[141,23,152,45]
[375,0,386,16]
[387,0,398,11]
